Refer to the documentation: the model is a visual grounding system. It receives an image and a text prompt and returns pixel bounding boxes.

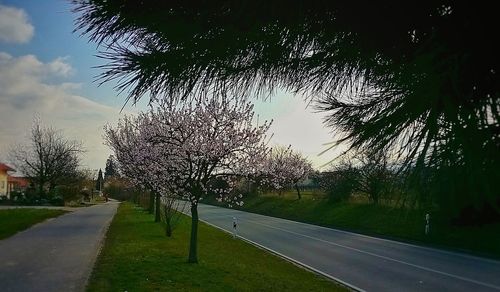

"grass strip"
[0,208,68,240]
[88,202,344,291]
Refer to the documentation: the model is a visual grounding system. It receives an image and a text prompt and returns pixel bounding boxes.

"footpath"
[0,201,119,292]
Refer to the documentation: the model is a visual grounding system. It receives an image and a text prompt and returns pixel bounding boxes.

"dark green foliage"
[104,155,117,179]
[315,169,358,203]
[95,169,104,191]
[103,177,140,202]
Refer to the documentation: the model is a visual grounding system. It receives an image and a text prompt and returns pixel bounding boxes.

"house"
[0,163,15,198]
[0,163,29,199]
[8,176,30,193]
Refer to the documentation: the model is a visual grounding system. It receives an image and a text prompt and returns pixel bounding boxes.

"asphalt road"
[0,201,119,292]
[193,203,500,292]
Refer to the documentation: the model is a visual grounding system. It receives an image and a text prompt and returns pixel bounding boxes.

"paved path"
[193,203,500,292]
[0,201,119,292]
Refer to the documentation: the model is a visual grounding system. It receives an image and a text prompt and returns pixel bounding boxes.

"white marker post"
[425,213,430,235]
[232,216,238,239]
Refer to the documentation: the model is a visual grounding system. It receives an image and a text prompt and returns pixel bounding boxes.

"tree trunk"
[295,184,301,200]
[155,192,161,222]
[165,216,172,237]
[188,203,199,263]
[149,192,154,213]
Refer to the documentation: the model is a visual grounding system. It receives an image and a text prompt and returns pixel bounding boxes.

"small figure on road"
[232,216,238,239]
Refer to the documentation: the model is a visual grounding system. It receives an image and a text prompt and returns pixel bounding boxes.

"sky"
[0,0,343,172]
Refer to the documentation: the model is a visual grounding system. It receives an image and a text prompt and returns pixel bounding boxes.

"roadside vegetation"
[0,208,67,240]
[88,202,344,291]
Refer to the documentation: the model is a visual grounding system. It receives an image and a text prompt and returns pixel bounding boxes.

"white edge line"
[241,217,500,291]
[197,217,365,292]
[199,203,500,265]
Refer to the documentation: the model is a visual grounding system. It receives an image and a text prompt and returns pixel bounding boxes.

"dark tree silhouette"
[72,1,499,217]
[104,155,117,180]
[95,168,104,192]
[10,119,83,198]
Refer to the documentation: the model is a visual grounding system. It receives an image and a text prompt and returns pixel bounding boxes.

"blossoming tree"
[263,146,314,199]
[106,96,271,263]
[104,114,183,232]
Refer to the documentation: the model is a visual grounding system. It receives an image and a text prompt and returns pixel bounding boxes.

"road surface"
[0,201,119,292]
[193,203,500,292]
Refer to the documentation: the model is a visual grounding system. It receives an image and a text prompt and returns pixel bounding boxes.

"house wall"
[0,170,8,198]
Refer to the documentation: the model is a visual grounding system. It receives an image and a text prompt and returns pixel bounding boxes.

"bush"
[325,168,359,203]
[50,196,64,206]
[10,191,24,201]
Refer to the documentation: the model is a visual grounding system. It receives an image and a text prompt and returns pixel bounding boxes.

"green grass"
[88,202,344,292]
[206,196,500,258]
[0,208,68,240]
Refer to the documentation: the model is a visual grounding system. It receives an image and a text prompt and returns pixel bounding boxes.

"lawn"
[205,195,500,258]
[88,202,344,292]
[0,208,68,240]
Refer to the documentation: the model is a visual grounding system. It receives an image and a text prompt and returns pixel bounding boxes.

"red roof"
[0,163,15,172]
[7,176,29,188]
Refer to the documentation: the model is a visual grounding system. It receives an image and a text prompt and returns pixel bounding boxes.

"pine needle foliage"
[72,1,499,216]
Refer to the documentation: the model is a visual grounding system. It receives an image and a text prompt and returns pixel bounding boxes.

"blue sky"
[0,0,125,107]
[0,0,342,172]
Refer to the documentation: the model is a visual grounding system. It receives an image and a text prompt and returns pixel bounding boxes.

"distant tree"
[355,151,392,205]
[263,146,313,199]
[57,168,95,203]
[9,119,83,198]
[323,161,360,203]
[95,168,104,192]
[104,155,117,180]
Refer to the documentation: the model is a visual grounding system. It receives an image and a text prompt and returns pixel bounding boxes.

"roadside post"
[425,213,430,235]
[232,216,238,239]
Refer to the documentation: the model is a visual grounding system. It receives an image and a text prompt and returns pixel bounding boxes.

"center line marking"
[232,217,500,291]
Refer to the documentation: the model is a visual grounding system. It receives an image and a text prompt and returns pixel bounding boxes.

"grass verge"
[205,196,500,258]
[0,208,68,240]
[88,202,344,291]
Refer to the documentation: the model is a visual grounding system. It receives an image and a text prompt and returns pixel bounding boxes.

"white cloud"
[0,52,124,170]
[0,4,34,44]
[0,52,342,171]
[253,93,346,170]
[47,57,75,77]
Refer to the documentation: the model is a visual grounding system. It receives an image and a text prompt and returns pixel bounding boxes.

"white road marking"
[200,203,500,264]
[198,218,366,292]
[239,217,500,291]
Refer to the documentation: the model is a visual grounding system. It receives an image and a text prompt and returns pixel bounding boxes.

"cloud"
[47,57,75,77]
[0,4,34,44]
[0,52,124,170]
[253,94,345,169]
